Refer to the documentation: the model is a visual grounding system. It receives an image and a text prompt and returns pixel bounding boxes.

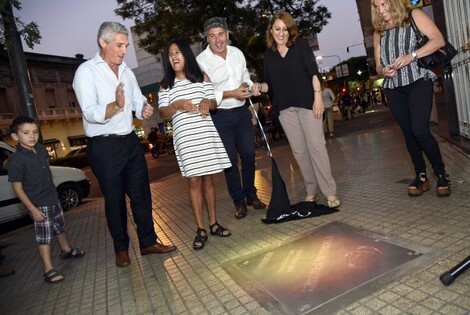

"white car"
[0,141,90,224]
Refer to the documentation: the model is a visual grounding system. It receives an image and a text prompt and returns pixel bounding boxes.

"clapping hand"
[142,101,154,119]
[198,99,211,117]
[177,99,198,113]
[115,82,125,109]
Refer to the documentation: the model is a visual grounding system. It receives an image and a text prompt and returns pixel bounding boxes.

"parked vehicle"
[66,146,87,157]
[151,135,174,159]
[0,141,91,224]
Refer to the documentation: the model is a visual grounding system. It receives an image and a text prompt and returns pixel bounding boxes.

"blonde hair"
[371,0,412,35]
[266,11,299,50]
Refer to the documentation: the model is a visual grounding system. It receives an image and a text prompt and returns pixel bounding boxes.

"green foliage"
[0,0,41,49]
[114,0,331,79]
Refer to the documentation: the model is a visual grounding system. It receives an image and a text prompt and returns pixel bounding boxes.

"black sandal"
[193,228,208,250]
[44,269,64,283]
[60,247,85,259]
[210,221,231,237]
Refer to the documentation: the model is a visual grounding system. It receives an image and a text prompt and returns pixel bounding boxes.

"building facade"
[0,49,86,157]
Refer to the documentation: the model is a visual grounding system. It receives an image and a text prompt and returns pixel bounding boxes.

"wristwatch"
[411,51,418,60]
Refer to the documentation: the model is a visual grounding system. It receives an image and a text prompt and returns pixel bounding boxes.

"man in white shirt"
[197,17,266,219]
[73,22,176,268]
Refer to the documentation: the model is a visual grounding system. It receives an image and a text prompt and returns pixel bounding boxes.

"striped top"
[158,79,231,178]
[380,26,436,89]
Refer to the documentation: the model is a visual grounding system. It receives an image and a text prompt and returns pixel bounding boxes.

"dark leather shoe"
[115,251,130,267]
[234,203,248,219]
[246,196,267,209]
[140,242,176,255]
[0,265,15,277]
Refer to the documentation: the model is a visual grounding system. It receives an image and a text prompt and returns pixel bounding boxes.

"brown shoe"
[0,265,15,277]
[140,242,176,255]
[246,196,267,209]
[115,251,130,267]
[408,173,430,196]
[234,203,248,219]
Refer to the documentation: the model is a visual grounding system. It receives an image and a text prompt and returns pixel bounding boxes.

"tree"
[1,0,41,122]
[115,0,331,79]
[0,0,41,50]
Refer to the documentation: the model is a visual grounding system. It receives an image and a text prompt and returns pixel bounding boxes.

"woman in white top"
[321,81,336,137]
[158,39,232,250]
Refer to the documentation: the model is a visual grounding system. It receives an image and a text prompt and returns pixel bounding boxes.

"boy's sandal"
[60,247,85,259]
[210,221,231,237]
[44,269,64,283]
[193,228,208,250]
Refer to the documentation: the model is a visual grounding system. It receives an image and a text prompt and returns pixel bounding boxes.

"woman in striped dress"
[158,39,232,250]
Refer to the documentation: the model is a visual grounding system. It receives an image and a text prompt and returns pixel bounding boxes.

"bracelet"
[314,90,322,93]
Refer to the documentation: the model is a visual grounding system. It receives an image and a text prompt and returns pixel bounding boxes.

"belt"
[218,106,244,112]
[92,132,132,139]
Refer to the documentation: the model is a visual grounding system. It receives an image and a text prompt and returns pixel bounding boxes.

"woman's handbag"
[409,10,457,70]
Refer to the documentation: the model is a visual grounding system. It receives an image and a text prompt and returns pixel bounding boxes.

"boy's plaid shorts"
[32,203,65,245]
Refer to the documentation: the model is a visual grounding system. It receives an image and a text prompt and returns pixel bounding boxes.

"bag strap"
[408,9,423,40]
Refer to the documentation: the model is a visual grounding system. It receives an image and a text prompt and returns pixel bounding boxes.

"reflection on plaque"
[227,221,439,314]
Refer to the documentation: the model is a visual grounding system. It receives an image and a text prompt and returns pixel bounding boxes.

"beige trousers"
[278,107,337,197]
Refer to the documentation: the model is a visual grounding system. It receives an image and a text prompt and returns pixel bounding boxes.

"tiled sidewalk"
[0,108,469,315]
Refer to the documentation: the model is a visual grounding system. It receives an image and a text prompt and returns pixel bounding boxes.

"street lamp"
[316,55,342,66]
[316,55,343,77]
[346,43,363,53]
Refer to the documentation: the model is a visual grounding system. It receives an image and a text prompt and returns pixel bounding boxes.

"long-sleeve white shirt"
[72,52,146,137]
[196,45,253,109]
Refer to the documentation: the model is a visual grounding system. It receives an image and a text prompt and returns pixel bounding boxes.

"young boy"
[7,116,85,283]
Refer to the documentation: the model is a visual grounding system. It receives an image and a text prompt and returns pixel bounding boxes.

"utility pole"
[1,0,39,121]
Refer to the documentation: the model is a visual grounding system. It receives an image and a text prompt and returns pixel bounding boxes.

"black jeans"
[87,132,157,252]
[385,79,445,176]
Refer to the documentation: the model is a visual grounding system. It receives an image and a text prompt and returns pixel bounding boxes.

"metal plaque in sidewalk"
[224,221,441,315]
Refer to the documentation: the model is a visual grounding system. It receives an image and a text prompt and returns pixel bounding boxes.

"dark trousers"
[212,106,257,205]
[385,79,445,176]
[87,132,156,252]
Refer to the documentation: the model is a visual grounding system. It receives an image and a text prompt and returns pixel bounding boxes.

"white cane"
[248,97,273,157]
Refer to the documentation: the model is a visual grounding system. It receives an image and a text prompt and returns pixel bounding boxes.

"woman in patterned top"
[158,39,232,250]
[372,0,450,197]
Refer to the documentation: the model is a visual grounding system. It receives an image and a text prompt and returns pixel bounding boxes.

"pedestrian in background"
[253,11,340,208]
[197,17,267,219]
[7,116,85,283]
[147,127,158,147]
[73,22,176,268]
[158,39,232,250]
[341,91,354,120]
[321,81,336,137]
[372,0,450,197]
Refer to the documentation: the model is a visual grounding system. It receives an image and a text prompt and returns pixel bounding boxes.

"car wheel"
[57,183,81,210]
